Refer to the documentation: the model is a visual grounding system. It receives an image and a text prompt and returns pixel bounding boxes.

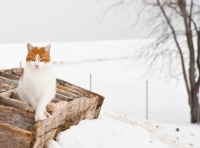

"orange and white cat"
[17,43,56,121]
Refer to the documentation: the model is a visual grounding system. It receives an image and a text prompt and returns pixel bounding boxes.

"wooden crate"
[0,68,104,148]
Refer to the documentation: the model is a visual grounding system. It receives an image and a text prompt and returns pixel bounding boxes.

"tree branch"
[157,0,191,105]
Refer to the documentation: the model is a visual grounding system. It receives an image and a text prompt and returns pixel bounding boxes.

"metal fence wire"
[71,77,191,125]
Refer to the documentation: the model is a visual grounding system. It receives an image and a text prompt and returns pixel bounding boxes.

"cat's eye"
[28,58,35,61]
[40,59,47,62]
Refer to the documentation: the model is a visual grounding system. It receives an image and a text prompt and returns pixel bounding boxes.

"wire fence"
[70,77,191,125]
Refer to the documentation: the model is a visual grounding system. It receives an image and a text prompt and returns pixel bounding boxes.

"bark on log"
[57,84,85,97]
[0,122,32,148]
[0,105,35,131]
[0,68,105,148]
[0,71,20,80]
[0,77,18,87]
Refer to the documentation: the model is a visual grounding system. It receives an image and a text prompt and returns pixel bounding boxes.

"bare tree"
[101,0,200,123]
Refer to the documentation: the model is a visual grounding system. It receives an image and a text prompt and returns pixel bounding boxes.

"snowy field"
[47,112,199,148]
[0,40,199,147]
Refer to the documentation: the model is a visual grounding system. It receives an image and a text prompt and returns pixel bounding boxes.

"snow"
[0,40,199,148]
[46,112,199,148]
[47,113,167,148]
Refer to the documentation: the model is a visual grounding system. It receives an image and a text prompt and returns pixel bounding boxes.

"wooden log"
[1,68,23,76]
[46,101,68,112]
[0,76,18,87]
[10,91,20,100]
[33,105,68,139]
[0,122,32,148]
[64,99,81,127]
[0,82,15,91]
[32,128,58,148]
[0,71,20,80]
[0,105,35,131]
[0,95,34,112]
[33,97,99,139]
[88,92,104,109]
[56,87,80,99]
[56,79,104,108]
[56,79,89,97]
[84,97,99,119]
[57,84,85,97]
[51,97,64,103]
[12,68,23,76]
[55,93,74,101]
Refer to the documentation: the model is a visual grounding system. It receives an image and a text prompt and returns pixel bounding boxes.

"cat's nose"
[35,65,39,68]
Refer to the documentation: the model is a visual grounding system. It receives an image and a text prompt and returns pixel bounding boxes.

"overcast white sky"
[0,0,149,43]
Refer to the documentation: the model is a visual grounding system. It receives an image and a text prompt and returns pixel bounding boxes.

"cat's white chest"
[18,63,56,103]
[24,70,49,96]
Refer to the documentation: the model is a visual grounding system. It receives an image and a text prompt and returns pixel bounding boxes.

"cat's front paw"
[44,111,50,117]
[25,104,34,113]
[35,113,46,122]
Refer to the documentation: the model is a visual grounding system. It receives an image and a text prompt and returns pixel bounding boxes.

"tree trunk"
[190,87,199,123]
[191,100,199,123]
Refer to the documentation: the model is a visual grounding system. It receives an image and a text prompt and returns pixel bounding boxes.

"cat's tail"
[46,101,68,112]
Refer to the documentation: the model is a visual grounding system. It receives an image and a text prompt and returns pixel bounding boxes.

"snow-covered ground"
[47,112,199,148]
[0,40,199,147]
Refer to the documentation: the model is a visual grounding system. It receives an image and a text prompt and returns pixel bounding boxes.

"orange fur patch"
[26,46,50,62]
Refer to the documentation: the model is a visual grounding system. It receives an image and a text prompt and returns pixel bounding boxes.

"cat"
[17,43,56,121]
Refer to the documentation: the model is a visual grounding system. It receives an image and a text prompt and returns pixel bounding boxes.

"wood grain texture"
[0,76,18,87]
[0,82,15,92]
[0,105,35,131]
[0,68,105,148]
[0,71,20,80]
[0,122,32,148]
[0,95,34,112]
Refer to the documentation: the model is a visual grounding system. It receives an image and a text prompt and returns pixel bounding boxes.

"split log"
[0,82,15,91]
[55,93,74,101]
[0,105,35,131]
[0,68,105,148]
[0,122,32,148]
[56,88,78,99]
[57,84,85,97]
[0,76,18,87]
[0,96,34,112]
[0,71,20,80]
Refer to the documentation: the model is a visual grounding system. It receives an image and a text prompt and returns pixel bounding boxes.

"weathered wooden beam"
[0,76,18,87]
[55,93,74,101]
[56,88,78,99]
[0,94,34,112]
[56,79,89,97]
[12,68,23,76]
[0,71,20,80]
[46,101,68,112]
[0,105,35,131]
[0,122,32,148]
[32,128,58,148]
[0,82,15,92]
[57,84,85,97]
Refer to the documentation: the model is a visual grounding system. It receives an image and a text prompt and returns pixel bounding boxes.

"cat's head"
[26,43,51,70]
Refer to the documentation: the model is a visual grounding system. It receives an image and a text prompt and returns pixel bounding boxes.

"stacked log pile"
[0,68,104,148]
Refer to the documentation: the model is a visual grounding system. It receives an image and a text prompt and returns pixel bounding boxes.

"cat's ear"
[27,43,33,53]
[45,44,51,53]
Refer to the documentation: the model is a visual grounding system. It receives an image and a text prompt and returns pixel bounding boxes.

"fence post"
[146,80,148,120]
[198,87,200,126]
[90,73,92,91]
